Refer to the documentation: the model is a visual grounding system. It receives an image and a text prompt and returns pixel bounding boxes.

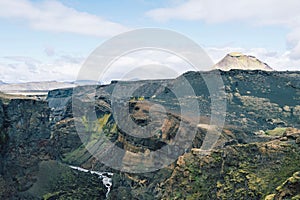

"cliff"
[0,70,299,199]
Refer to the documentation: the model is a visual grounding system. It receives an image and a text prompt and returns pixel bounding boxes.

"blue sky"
[0,0,299,82]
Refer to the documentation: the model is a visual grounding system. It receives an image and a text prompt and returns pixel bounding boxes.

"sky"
[0,0,300,83]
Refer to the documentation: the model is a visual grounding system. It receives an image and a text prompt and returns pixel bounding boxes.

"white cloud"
[146,0,300,62]
[287,28,300,60]
[0,0,128,37]
[1,47,298,83]
[100,50,194,83]
[0,50,195,83]
[0,54,83,83]
[44,46,55,57]
[146,0,300,25]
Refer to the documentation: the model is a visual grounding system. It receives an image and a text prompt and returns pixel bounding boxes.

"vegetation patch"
[265,127,287,136]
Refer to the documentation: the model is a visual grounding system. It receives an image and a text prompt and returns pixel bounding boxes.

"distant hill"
[0,81,6,85]
[0,81,76,95]
[214,52,273,71]
[72,80,102,86]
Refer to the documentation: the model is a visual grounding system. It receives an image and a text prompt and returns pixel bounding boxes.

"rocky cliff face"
[0,70,299,199]
[0,98,52,198]
[0,99,6,151]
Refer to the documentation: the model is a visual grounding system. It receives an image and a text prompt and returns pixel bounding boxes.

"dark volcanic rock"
[0,99,3,128]
[0,98,51,198]
[0,99,5,148]
[0,70,299,199]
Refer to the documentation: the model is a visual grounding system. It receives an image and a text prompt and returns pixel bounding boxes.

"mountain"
[0,81,75,91]
[0,80,104,95]
[214,52,274,71]
[72,80,102,86]
[0,81,6,85]
[0,81,76,95]
[0,69,299,199]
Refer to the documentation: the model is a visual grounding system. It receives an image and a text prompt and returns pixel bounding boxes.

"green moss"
[81,113,111,133]
[265,127,287,136]
[64,114,116,164]
[81,115,88,131]
[137,96,145,101]
[265,171,300,199]
[163,142,300,200]
[62,144,90,164]
[292,195,300,200]
[111,123,117,134]
[265,194,275,200]
[96,113,111,132]
[0,131,7,146]
[130,96,145,101]
[43,191,61,199]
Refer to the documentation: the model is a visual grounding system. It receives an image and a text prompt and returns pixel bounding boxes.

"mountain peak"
[214,52,273,71]
[228,52,244,57]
